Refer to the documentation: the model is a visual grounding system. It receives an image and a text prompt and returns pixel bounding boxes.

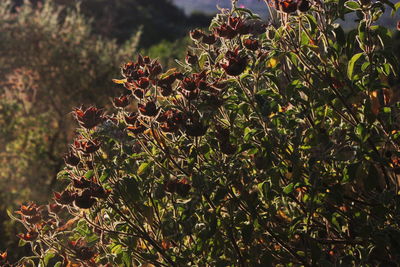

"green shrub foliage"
[8,0,400,266]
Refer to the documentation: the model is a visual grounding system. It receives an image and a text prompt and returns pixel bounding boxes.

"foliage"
[143,37,191,69]
[0,0,138,260]
[15,0,212,47]
[8,0,400,266]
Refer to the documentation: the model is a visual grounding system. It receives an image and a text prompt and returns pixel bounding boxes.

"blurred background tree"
[0,0,140,260]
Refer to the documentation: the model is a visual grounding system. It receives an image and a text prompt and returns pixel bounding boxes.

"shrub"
[8,0,400,266]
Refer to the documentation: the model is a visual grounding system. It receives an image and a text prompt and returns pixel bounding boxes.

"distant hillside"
[172,0,266,16]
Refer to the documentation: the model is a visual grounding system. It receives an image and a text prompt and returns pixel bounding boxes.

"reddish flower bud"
[221,50,248,76]
[121,61,138,78]
[159,73,177,86]
[64,150,80,167]
[202,33,217,45]
[74,190,96,209]
[48,203,63,214]
[113,95,130,108]
[297,0,310,12]
[137,54,145,66]
[279,0,298,13]
[160,122,178,133]
[229,17,251,34]
[72,177,92,189]
[18,230,38,241]
[148,61,163,78]
[243,39,259,51]
[133,88,145,99]
[215,23,237,39]
[135,77,150,89]
[138,101,159,117]
[74,106,104,129]
[190,29,204,40]
[25,214,42,225]
[127,121,147,134]
[186,51,198,66]
[18,203,39,217]
[54,190,75,205]
[158,109,184,130]
[75,139,101,154]
[89,184,110,199]
[143,56,151,65]
[182,88,200,100]
[172,72,184,80]
[181,77,198,91]
[125,112,139,125]
[164,179,191,197]
[164,179,178,193]
[159,84,173,96]
[197,80,209,91]
[0,251,7,262]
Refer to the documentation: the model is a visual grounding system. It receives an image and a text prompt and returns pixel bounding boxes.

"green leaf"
[84,170,94,179]
[56,170,69,181]
[391,2,400,16]
[159,68,178,79]
[358,21,366,43]
[355,123,370,142]
[305,14,317,34]
[283,183,295,194]
[344,1,361,10]
[18,238,27,247]
[7,209,19,221]
[137,162,150,176]
[198,53,208,69]
[44,251,56,266]
[347,52,363,80]
[122,251,131,267]
[99,169,111,182]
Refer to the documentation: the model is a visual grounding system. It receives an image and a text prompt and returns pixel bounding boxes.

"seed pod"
[127,121,147,134]
[189,29,204,40]
[297,0,310,12]
[138,101,159,117]
[279,0,298,13]
[202,33,217,45]
[74,190,96,209]
[64,150,80,167]
[54,190,75,205]
[184,121,208,137]
[243,39,259,51]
